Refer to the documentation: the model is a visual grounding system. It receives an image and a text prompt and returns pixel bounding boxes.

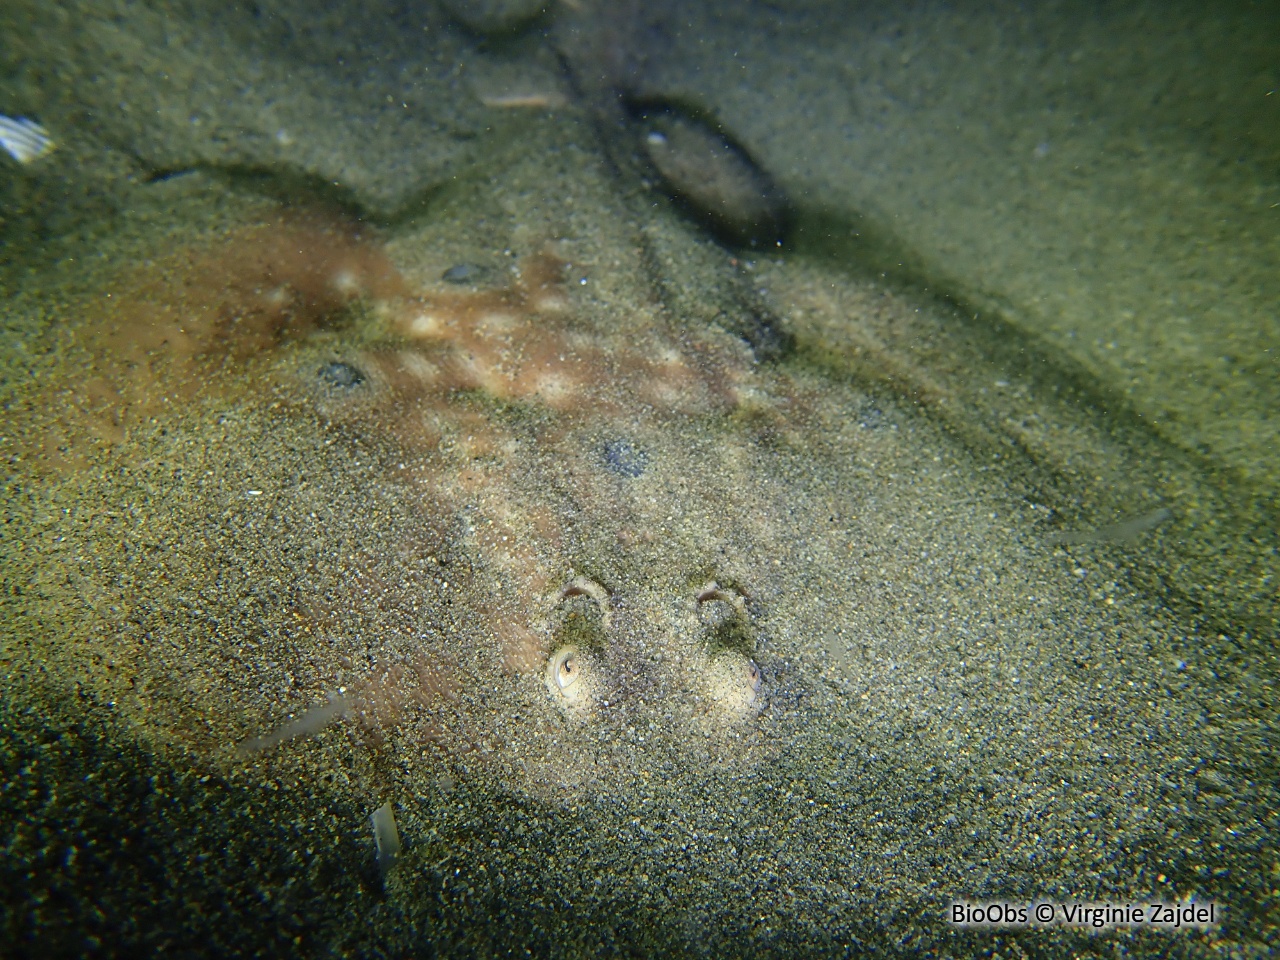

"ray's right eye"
[550,575,611,650]
[544,576,610,716]
[561,576,611,629]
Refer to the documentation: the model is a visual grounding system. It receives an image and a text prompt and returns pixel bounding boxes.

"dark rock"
[442,262,491,285]
[602,440,649,478]
[318,361,366,388]
[629,99,790,248]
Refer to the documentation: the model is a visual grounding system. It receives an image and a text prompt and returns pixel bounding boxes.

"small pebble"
[442,263,490,285]
[603,440,649,478]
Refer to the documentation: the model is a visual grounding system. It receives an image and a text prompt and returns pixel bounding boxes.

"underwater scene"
[1,0,1276,956]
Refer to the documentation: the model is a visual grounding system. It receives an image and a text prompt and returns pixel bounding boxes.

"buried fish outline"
[9,203,1214,836]
[5,209,814,799]
[96,234,809,797]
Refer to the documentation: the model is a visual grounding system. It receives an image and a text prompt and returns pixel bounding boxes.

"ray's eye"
[545,643,596,714]
[552,647,580,693]
[550,575,611,651]
[695,581,746,614]
[692,580,764,724]
[544,577,610,716]
[699,652,764,722]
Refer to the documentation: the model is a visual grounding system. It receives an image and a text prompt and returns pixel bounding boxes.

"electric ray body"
[18,218,822,797]
[9,201,1208,820]
[3,177,1237,948]
[232,245,797,793]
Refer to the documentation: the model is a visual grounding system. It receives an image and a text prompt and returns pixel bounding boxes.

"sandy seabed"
[0,2,1275,956]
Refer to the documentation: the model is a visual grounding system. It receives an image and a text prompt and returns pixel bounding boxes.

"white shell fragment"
[0,116,55,164]
[234,691,349,757]
[370,801,402,877]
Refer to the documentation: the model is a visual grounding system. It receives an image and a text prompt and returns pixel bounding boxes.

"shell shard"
[235,692,349,757]
[0,116,56,164]
[370,802,402,877]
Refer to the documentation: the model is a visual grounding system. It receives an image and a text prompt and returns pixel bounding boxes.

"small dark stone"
[442,263,491,285]
[318,361,366,388]
[858,403,885,430]
[145,167,198,184]
[603,440,649,478]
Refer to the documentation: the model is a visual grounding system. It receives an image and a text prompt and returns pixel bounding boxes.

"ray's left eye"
[545,643,597,716]
[552,647,580,693]
[695,581,747,618]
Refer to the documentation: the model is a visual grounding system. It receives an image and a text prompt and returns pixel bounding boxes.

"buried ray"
[10,206,1215,804]
[8,212,791,795]
[1,167,1255,951]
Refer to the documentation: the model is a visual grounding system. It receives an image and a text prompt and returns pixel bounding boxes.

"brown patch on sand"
[12,210,408,470]
[346,651,461,747]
